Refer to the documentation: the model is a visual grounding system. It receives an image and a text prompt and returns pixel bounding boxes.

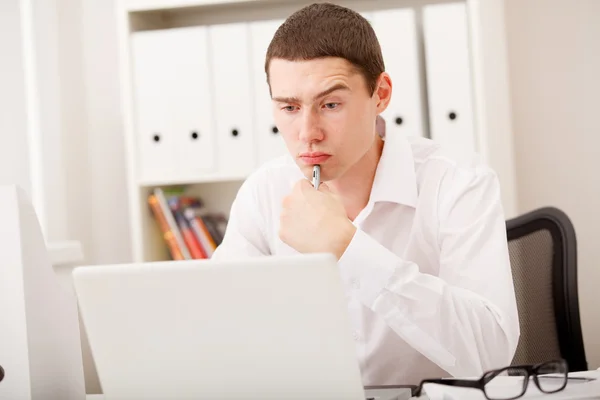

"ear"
[374,72,392,115]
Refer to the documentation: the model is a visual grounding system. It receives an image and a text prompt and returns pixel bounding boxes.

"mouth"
[299,152,331,165]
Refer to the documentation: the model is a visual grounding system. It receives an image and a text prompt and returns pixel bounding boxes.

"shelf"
[47,240,84,266]
[122,0,257,12]
[118,0,518,262]
[123,0,423,33]
[138,173,247,187]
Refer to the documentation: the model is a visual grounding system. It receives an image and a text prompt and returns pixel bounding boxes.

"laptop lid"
[73,253,370,400]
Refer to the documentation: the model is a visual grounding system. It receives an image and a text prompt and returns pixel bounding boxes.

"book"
[148,188,228,261]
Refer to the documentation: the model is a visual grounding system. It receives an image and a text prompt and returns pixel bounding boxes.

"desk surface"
[87,393,424,400]
[85,370,600,400]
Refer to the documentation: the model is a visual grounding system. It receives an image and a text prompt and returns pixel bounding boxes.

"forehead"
[268,57,366,98]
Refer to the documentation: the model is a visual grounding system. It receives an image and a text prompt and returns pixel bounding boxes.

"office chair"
[506,206,587,371]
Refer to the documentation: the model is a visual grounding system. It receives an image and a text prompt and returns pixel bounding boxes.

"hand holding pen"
[278,163,356,259]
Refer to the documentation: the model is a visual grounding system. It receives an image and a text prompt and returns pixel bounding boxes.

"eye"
[324,103,340,109]
[282,105,297,112]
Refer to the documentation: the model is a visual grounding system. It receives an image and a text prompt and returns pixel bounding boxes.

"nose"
[298,108,324,144]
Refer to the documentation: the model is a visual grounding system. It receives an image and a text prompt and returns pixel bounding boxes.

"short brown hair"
[265,2,385,96]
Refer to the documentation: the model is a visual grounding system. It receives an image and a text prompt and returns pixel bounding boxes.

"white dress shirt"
[211,133,520,386]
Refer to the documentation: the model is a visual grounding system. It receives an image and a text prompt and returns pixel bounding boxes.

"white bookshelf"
[116,0,517,263]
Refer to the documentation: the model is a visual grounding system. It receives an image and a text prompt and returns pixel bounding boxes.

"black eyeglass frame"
[413,359,568,400]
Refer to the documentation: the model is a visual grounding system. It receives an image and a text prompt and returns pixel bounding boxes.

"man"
[212,2,520,386]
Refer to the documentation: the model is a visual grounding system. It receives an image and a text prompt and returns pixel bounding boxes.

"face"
[268,57,391,182]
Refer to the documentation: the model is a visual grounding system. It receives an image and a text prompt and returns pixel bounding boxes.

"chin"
[315,167,339,183]
[294,162,313,179]
[295,159,343,182]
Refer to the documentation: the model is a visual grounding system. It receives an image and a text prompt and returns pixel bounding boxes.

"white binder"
[208,22,256,177]
[0,185,85,400]
[131,27,216,184]
[131,29,177,183]
[371,8,425,139]
[423,3,477,157]
[250,19,287,167]
[169,26,217,180]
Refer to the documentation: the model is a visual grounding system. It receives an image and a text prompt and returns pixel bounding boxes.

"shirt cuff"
[337,227,399,308]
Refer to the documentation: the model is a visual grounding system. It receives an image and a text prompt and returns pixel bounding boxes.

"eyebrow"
[272,83,351,104]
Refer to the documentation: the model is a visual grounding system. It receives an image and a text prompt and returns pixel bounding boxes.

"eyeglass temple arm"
[414,378,482,396]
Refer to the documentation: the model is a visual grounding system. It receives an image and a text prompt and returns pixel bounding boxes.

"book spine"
[148,194,185,260]
[184,208,216,258]
[174,210,207,259]
[154,188,192,259]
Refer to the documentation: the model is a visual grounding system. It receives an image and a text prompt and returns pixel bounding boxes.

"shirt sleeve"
[211,176,270,260]
[337,165,520,378]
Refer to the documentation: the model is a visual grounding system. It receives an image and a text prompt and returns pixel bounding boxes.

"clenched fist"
[279,179,356,259]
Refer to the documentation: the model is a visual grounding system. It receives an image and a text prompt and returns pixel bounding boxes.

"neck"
[329,135,384,220]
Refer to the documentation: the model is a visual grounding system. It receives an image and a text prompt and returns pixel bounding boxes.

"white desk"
[83,371,600,400]
[86,393,425,400]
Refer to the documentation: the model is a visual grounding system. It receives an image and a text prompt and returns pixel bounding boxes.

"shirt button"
[351,278,360,289]
[353,331,360,341]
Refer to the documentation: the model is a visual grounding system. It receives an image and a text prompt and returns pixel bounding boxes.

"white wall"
[0,0,130,263]
[56,0,131,393]
[1,0,34,211]
[1,0,75,243]
[32,0,71,242]
[504,0,600,369]
[32,0,131,264]
[56,0,92,256]
[75,0,131,266]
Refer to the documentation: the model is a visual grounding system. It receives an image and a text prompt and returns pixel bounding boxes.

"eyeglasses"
[413,359,569,400]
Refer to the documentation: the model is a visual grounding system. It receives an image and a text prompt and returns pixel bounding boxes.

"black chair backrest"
[506,206,587,371]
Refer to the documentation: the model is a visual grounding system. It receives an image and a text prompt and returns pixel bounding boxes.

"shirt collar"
[369,134,418,207]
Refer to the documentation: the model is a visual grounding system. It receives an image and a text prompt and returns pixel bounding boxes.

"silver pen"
[312,165,320,190]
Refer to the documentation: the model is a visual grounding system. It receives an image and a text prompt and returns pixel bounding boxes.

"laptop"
[72,253,412,400]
